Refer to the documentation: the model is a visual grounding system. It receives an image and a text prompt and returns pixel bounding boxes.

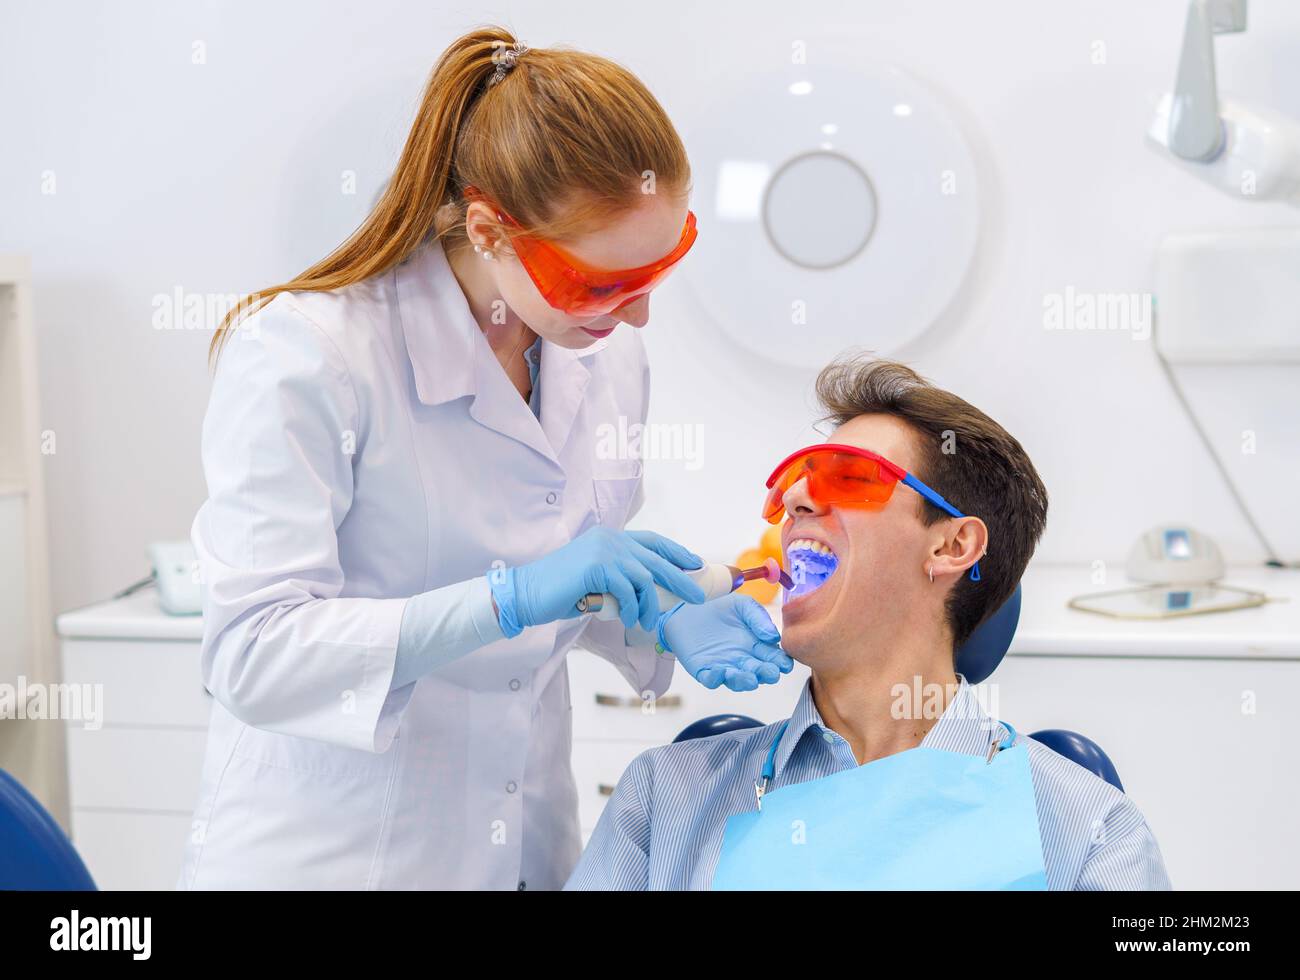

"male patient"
[567,357,1170,890]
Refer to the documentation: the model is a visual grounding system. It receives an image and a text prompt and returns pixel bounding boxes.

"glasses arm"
[901,474,982,583]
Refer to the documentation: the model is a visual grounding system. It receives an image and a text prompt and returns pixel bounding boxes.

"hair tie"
[488,41,529,88]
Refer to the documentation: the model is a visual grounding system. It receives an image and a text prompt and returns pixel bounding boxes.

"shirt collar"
[395,237,478,406]
[772,674,1012,783]
[395,237,608,408]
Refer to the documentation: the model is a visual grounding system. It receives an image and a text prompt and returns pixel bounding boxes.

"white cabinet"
[56,594,207,890]
[996,564,1300,889]
[992,655,1299,890]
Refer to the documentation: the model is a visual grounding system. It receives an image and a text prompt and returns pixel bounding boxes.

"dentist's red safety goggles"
[762,444,982,580]
[463,185,698,317]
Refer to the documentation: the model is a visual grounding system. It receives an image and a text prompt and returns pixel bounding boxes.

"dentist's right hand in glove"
[656,593,794,693]
[488,527,707,637]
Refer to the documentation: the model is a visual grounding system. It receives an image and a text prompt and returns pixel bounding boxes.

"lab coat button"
[518,881,527,891]
[509,679,521,691]
[506,781,518,794]
[546,491,558,505]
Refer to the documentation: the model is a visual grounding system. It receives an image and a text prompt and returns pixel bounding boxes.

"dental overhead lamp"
[1147,0,1300,204]
[679,60,982,368]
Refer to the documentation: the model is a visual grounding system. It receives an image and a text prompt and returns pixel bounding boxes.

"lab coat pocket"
[192,725,402,889]
[592,461,643,528]
[231,723,400,775]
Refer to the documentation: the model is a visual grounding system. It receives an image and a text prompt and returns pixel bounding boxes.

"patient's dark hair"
[815,355,1049,650]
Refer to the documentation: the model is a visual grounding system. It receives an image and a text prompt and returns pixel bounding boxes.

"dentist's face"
[468,191,689,349]
[778,413,940,671]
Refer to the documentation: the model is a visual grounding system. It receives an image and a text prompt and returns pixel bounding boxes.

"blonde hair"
[209,25,690,362]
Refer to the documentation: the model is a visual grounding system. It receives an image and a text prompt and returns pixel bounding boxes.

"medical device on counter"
[576,559,793,623]
[1126,525,1225,584]
[148,540,202,615]
[1068,524,1271,620]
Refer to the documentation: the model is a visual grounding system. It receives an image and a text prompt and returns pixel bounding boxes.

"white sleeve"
[193,301,410,752]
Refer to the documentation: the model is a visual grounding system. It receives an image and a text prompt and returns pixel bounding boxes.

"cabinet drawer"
[66,726,208,812]
[61,639,211,728]
[70,809,193,891]
[568,648,807,742]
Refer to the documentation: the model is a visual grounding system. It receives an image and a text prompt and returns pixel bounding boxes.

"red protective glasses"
[463,186,697,317]
[763,443,982,580]
[763,444,908,524]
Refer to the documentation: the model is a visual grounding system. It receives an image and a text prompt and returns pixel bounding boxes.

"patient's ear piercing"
[927,564,934,583]
[473,244,496,260]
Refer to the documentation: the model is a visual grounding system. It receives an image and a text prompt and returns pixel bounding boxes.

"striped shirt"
[566,676,1171,890]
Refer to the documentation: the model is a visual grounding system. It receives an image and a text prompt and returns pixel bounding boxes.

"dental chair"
[673,586,1126,792]
[0,769,97,890]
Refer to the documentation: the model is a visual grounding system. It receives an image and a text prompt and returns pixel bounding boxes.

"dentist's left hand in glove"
[654,593,794,692]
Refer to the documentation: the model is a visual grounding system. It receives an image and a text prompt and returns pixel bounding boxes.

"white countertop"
[1005,564,1298,659]
[57,587,204,641]
[55,564,1300,658]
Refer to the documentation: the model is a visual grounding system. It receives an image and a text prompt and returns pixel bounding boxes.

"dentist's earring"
[473,244,495,260]
[927,564,934,583]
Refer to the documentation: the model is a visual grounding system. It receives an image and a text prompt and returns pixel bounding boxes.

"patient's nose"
[783,476,825,516]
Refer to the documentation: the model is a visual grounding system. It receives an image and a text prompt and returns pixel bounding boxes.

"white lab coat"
[178,238,672,890]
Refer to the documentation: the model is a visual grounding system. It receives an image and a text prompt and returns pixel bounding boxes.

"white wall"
[3,0,1299,618]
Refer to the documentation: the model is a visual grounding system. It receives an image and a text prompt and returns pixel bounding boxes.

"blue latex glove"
[657,593,795,692]
[488,527,707,637]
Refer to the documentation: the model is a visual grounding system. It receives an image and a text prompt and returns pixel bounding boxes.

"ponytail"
[210,25,689,363]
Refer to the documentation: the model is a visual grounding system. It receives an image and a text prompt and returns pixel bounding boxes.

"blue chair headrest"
[0,769,97,890]
[674,714,765,743]
[1030,729,1124,792]
[955,583,1021,685]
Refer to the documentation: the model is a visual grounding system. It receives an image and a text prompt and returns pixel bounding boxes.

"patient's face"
[779,413,937,669]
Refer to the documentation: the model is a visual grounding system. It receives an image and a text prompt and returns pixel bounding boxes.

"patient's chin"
[776,617,826,664]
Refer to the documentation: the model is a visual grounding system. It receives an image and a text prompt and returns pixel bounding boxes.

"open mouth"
[785,538,840,602]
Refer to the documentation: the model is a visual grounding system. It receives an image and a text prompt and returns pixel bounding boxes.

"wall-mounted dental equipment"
[1147,0,1300,205]
[576,560,792,623]
[148,540,202,616]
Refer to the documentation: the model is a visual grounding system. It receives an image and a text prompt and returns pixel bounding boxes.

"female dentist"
[179,27,791,890]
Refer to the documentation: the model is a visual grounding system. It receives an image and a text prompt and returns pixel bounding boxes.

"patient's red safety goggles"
[763,444,982,580]
[463,185,698,317]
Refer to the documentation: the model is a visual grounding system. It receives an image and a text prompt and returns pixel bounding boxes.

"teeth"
[788,538,836,558]
[784,537,840,601]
